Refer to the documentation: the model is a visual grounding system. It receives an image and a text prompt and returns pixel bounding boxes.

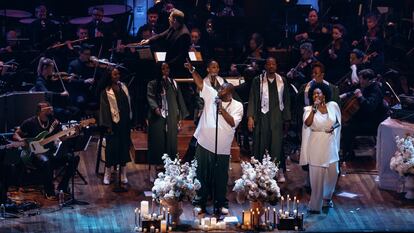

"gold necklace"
[37,116,49,129]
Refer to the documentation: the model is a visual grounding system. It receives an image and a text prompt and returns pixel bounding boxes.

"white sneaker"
[103,167,111,185]
[277,172,286,183]
[121,166,128,184]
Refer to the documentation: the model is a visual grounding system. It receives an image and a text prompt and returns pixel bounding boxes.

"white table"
[377,117,414,191]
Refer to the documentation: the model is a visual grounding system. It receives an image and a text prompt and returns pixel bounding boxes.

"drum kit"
[0,4,132,28]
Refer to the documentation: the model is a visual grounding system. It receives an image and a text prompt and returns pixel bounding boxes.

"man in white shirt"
[184,60,243,216]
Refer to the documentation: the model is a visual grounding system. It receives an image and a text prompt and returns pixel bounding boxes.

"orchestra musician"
[29,5,58,50]
[352,12,385,74]
[287,42,319,88]
[295,9,330,54]
[340,69,389,160]
[321,24,350,84]
[67,44,97,111]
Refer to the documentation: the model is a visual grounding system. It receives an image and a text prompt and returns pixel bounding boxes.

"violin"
[287,58,313,79]
[50,72,77,81]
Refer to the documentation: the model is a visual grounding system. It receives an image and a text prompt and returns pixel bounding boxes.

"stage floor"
[1,136,414,233]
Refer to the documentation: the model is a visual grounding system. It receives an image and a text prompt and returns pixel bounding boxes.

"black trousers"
[31,144,80,195]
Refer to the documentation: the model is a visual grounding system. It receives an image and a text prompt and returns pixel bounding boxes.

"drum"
[88,4,132,16]
[0,9,32,18]
[69,16,113,25]
[19,18,60,24]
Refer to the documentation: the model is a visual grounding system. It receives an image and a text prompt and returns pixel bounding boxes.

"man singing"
[184,61,243,215]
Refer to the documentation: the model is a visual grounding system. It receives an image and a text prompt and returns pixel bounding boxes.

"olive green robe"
[147,79,189,164]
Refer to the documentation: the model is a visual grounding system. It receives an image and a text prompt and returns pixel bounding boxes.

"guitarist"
[13,101,80,200]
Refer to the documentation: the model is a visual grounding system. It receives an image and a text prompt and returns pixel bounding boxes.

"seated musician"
[32,57,80,121]
[287,42,319,88]
[67,44,97,110]
[341,69,389,160]
[13,101,80,199]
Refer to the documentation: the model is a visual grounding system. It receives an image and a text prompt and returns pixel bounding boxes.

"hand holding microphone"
[313,97,321,113]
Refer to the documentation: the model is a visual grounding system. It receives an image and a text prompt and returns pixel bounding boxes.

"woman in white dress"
[299,82,341,213]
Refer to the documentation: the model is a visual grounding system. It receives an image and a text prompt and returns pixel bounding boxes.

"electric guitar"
[20,118,95,156]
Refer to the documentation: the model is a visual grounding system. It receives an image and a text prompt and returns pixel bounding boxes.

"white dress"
[299,101,341,167]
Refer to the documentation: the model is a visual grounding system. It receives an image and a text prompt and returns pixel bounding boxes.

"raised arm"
[184,59,203,91]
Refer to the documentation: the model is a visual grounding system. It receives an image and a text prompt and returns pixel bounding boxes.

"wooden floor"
[2,135,414,233]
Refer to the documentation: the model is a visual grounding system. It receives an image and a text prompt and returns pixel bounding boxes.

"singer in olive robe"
[247,57,291,167]
[147,63,189,164]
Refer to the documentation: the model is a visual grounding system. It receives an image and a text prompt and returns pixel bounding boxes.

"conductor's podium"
[131,120,240,163]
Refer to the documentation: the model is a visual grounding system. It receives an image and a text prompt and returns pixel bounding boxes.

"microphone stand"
[213,96,219,216]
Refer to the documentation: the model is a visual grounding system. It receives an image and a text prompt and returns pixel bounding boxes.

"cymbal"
[69,16,113,25]
[88,4,132,16]
[0,9,32,18]
[19,18,60,24]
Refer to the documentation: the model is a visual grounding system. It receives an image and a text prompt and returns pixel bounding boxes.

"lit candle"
[168,226,172,232]
[250,209,253,227]
[140,201,149,216]
[242,210,244,225]
[243,211,251,226]
[264,208,267,224]
[251,211,255,227]
[211,217,217,226]
[293,209,297,217]
[287,197,290,214]
[257,211,260,226]
[273,208,276,226]
[167,209,170,225]
[296,200,299,217]
[160,220,167,233]
[294,196,297,209]
[285,211,289,218]
[281,196,284,212]
[151,199,155,215]
[162,207,166,220]
[134,208,138,227]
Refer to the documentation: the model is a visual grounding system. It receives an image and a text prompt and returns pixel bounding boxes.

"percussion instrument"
[88,4,132,16]
[69,16,113,25]
[0,9,32,18]
[19,18,60,24]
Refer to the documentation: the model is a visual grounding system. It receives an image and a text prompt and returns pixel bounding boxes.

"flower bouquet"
[233,155,281,205]
[390,135,414,176]
[152,154,201,224]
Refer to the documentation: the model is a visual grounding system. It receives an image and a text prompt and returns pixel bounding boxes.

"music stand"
[188,51,203,62]
[62,130,92,206]
[154,52,167,63]
[137,46,153,60]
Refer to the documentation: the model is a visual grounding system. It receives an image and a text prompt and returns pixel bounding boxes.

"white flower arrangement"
[152,154,201,203]
[233,155,281,203]
[390,135,414,176]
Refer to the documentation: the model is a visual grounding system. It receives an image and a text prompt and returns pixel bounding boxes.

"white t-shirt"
[194,84,243,155]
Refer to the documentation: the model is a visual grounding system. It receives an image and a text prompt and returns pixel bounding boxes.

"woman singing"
[299,82,341,213]
[99,68,132,185]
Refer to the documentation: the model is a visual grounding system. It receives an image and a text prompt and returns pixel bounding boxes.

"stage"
[1,135,414,233]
